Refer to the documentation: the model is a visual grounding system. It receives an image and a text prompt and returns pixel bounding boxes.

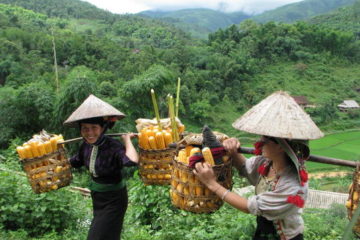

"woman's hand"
[193,162,217,187]
[223,138,247,169]
[223,137,240,156]
[121,132,137,142]
[121,133,139,163]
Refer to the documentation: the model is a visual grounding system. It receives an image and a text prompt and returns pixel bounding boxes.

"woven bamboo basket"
[138,147,176,185]
[347,164,360,236]
[21,147,72,194]
[170,157,232,213]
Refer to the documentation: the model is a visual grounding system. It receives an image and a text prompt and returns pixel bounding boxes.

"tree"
[119,64,176,118]
[53,66,97,133]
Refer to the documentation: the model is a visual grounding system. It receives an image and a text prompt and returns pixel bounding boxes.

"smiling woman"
[80,122,104,144]
[194,91,323,240]
[63,94,139,240]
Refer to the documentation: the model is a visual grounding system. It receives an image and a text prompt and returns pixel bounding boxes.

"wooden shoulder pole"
[238,147,357,168]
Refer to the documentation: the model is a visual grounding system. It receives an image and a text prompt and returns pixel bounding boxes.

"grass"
[307,130,360,173]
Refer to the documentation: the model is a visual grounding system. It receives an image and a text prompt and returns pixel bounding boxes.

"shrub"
[0,167,89,237]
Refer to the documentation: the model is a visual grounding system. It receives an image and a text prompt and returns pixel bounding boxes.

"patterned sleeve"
[69,149,84,169]
[247,171,308,220]
[238,156,264,186]
[115,144,137,167]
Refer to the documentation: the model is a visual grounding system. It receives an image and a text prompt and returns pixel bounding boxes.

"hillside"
[0,0,114,20]
[308,1,360,33]
[252,0,357,23]
[139,8,250,39]
[0,1,359,147]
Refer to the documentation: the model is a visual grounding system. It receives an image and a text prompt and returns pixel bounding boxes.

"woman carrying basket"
[194,91,324,240]
[63,94,139,240]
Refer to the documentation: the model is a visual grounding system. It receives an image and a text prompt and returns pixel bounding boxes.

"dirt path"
[309,171,352,179]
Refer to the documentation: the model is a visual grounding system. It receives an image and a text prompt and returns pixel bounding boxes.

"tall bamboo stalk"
[175,77,181,118]
[51,28,59,93]
[168,95,179,142]
[150,89,162,130]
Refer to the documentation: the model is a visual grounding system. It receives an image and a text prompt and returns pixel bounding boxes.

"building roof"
[292,96,309,105]
[338,100,360,108]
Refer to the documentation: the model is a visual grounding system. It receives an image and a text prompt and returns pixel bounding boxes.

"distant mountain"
[138,8,251,39]
[308,1,360,34]
[0,0,114,20]
[252,0,358,23]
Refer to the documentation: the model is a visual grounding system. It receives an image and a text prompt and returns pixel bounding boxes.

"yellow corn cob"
[164,132,173,147]
[29,141,40,157]
[176,183,184,193]
[37,142,47,157]
[189,147,201,156]
[148,136,157,150]
[146,129,155,138]
[222,155,229,162]
[139,133,151,149]
[16,146,26,159]
[171,179,178,188]
[195,186,203,196]
[44,140,53,154]
[23,144,34,159]
[155,131,166,149]
[178,149,187,163]
[138,133,144,149]
[180,171,188,183]
[138,133,144,148]
[354,192,359,202]
[202,147,215,166]
[185,145,193,157]
[178,124,185,134]
[183,186,190,195]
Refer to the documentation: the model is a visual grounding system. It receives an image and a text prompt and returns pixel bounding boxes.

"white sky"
[82,0,303,15]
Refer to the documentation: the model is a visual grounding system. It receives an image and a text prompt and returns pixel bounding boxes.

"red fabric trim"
[299,169,308,186]
[257,163,268,176]
[188,147,227,168]
[188,154,203,168]
[253,141,264,155]
[286,195,305,208]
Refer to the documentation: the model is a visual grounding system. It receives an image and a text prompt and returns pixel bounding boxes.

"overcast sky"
[82,0,303,15]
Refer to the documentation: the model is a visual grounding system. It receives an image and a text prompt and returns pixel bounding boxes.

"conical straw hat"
[63,94,125,127]
[232,91,323,140]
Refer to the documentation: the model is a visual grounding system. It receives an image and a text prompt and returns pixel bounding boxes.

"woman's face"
[80,123,104,144]
[261,137,284,160]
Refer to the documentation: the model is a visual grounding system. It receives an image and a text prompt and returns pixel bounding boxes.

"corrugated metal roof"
[338,100,360,108]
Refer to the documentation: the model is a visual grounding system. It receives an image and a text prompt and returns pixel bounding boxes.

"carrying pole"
[238,147,357,168]
[58,133,138,145]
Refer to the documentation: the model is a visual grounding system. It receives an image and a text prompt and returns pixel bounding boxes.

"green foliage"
[309,0,360,34]
[304,205,357,239]
[53,66,97,131]
[0,168,89,237]
[0,82,55,148]
[139,8,251,39]
[310,130,360,161]
[252,0,358,23]
[119,64,176,118]
[0,0,113,21]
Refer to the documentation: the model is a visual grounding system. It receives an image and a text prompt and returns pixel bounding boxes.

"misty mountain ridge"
[138,8,251,36]
[252,0,358,23]
[139,0,359,38]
